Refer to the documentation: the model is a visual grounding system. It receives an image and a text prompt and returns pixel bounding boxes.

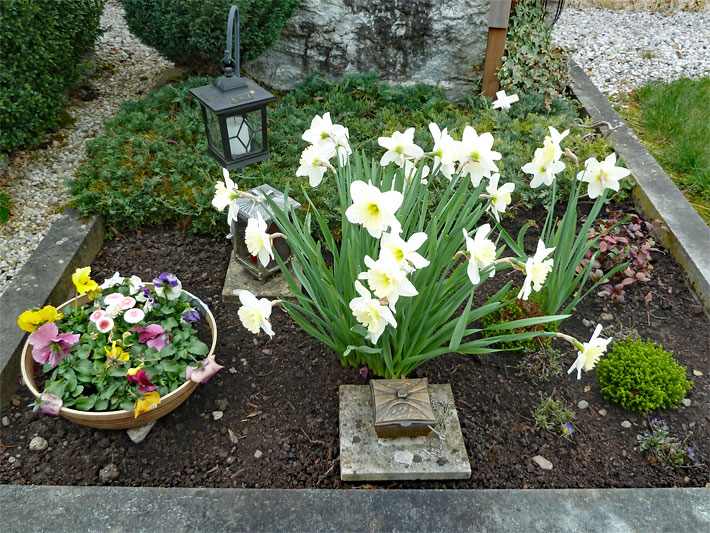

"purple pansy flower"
[186,355,223,383]
[39,392,63,415]
[182,310,201,323]
[561,423,574,437]
[152,273,182,300]
[126,369,159,393]
[28,323,80,367]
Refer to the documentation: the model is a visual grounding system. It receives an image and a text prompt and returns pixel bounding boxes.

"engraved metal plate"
[371,378,436,438]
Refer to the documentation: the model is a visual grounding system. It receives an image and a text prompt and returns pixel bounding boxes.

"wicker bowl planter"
[20,285,217,429]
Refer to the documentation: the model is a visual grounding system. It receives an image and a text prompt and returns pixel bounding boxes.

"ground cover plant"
[68,74,613,237]
[617,77,710,225]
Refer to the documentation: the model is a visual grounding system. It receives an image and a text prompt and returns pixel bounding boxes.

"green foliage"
[481,288,557,351]
[0,0,105,154]
[69,73,612,236]
[0,192,10,225]
[637,418,696,467]
[532,393,575,437]
[498,0,569,107]
[123,0,300,71]
[596,338,692,412]
[517,345,564,382]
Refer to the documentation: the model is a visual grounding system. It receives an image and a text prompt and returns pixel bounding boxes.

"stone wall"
[244,0,489,101]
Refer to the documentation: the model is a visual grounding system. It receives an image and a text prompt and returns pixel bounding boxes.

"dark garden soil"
[1,204,708,490]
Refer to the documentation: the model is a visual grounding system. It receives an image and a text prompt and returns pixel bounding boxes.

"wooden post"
[482,0,512,98]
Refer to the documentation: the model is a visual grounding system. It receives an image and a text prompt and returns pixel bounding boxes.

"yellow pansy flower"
[72,267,100,299]
[133,391,160,418]
[104,341,129,368]
[126,363,144,376]
[17,306,63,333]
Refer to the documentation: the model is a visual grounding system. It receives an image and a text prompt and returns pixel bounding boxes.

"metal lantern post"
[190,5,275,170]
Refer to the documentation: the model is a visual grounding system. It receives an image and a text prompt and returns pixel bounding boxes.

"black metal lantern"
[233,184,301,281]
[190,5,275,170]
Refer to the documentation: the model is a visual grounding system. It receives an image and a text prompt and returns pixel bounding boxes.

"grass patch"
[618,77,710,225]
[0,191,10,225]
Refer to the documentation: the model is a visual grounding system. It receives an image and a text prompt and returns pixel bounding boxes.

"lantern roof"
[190,76,274,115]
[235,184,301,225]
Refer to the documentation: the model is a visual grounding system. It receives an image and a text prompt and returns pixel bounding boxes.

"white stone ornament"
[492,90,519,110]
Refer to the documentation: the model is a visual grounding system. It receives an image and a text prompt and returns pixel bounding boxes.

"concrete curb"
[0,208,104,407]
[0,485,707,532]
[568,60,710,311]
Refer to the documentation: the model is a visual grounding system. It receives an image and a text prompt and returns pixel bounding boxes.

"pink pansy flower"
[126,369,158,393]
[132,324,170,352]
[186,355,223,383]
[39,392,63,415]
[123,308,145,324]
[28,323,80,367]
[120,296,136,310]
[96,316,115,333]
[104,292,124,306]
[89,309,106,323]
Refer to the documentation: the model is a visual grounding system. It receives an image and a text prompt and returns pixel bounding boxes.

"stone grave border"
[1,67,709,531]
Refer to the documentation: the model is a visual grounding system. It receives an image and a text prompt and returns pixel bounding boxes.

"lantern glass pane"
[205,107,225,159]
[226,109,263,159]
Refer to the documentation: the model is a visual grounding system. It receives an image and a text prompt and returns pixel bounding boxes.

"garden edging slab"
[568,60,710,312]
[0,208,104,408]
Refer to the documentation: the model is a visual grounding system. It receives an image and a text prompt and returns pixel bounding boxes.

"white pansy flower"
[518,240,555,300]
[486,173,515,222]
[244,213,274,267]
[577,153,631,199]
[567,324,612,379]
[428,123,457,180]
[296,143,337,187]
[99,272,124,290]
[212,168,240,211]
[378,128,424,167]
[127,275,143,296]
[349,281,397,345]
[358,255,418,311]
[237,290,274,337]
[345,180,403,238]
[462,224,497,285]
[380,231,429,273]
[454,126,501,186]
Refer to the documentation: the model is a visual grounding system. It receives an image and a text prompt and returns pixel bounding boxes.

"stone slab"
[339,384,471,481]
[222,253,299,303]
[569,60,710,312]
[0,209,104,408]
[1,485,708,533]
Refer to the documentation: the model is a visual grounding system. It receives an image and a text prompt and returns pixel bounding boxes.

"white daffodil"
[402,159,430,184]
[486,173,515,222]
[212,168,240,211]
[358,255,418,311]
[378,128,424,167]
[577,153,631,199]
[380,231,430,273]
[454,126,501,186]
[244,213,274,267]
[518,240,555,300]
[99,272,124,290]
[302,112,352,166]
[345,180,403,238]
[567,324,612,379]
[349,281,397,345]
[521,127,569,188]
[462,224,497,285]
[492,90,519,110]
[237,290,274,337]
[296,143,337,187]
[544,126,569,162]
[428,123,457,180]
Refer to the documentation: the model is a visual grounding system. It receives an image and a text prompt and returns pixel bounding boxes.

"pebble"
[127,421,157,444]
[532,455,553,470]
[2,416,9,427]
[99,463,120,483]
[254,449,263,459]
[599,409,607,416]
[212,411,224,420]
[577,400,589,410]
[621,420,632,428]
[8,456,16,464]
[582,319,592,327]
[682,399,691,407]
[599,313,614,322]
[692,370,703,377]
[29,436,48,451]
[553,9,710,97]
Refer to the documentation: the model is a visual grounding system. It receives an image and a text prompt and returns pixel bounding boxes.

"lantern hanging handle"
[223,5,240,77]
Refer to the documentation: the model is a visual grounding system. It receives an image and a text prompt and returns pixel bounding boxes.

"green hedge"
[68,73,613,236]
[0,0,105,154]
[122,0,300,71]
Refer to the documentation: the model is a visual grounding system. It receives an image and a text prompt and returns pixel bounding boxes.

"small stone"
[212,411,223,420]
[582,319,592,327]
[599,409,607,416]
[394,450,413,466]
[127,421,156,444]
[2,416,9,427]
[99,463,119,483]
[577,400,589,410]
[29,436,48,451]
[693,370,703,377]
[240,358,248,367]
[532,455,553,470]
[681,399,691,407]
[621,420,632,428]
[8,456,16,464]
[229,367,238,374]
[254,449,263,459]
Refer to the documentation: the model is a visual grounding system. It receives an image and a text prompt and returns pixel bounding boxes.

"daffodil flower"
[380,231,429,273]
[349,281,397,344]
[485,173,515,222]
[378,128,424,167]
[301,112,351,165]
[237,290,274,337]
[428,123,457,180]
[577,153,631,199]
[244,213,274,267]
[562,324,613,379]
[358,255,418,311]
[521,127,569,188]
[462,224,497,285]
[518,240,555,300]
[212,168,240,210]
[296,143,337,187]
[401,159,430,184]
[454,127,501,187]
[344,180,403,238]
[134,391,160,418]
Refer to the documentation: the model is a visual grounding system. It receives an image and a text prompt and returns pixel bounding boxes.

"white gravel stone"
[577,400,589,409]
[599,409,607,416]
[553,8,710,97]
[532,455,553,470]
[2,416,9,427]
[29,436,48,451]
[682,398,691,407]
[621,420,632,428]
[212,411,224,420]
[0,0,172,297]
[254,449,263,459]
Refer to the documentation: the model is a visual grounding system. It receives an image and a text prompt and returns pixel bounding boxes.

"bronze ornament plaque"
[371,378,437,438]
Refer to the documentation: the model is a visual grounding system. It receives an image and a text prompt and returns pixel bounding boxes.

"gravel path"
[0,1,172,297]
[553,8,710,97]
